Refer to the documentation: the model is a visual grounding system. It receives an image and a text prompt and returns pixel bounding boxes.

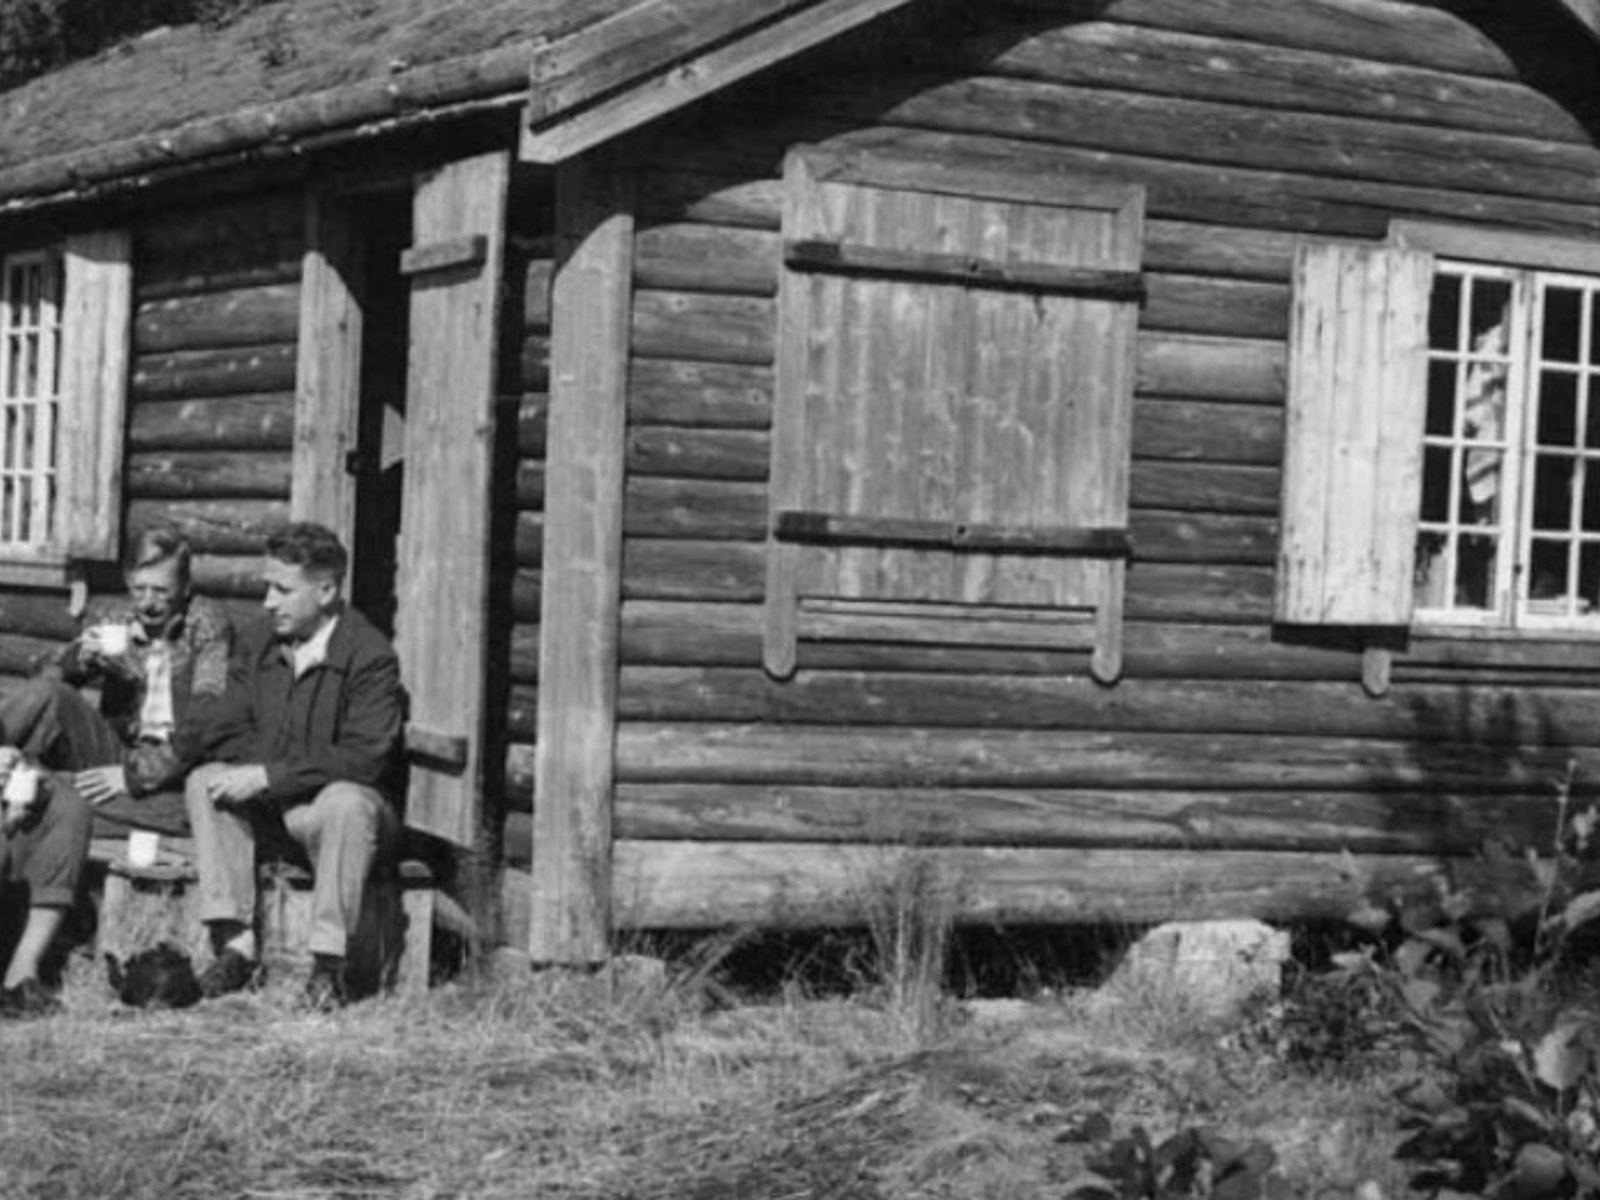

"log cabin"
[3,0,1600,963]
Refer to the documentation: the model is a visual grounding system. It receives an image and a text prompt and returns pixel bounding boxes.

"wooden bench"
[91,836,439,994]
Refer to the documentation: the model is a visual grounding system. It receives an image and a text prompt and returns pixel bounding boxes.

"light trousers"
[185,762,397,958]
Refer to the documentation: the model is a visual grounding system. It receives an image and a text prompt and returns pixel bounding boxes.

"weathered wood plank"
[625,478,767,540]
[629,359,772,428]
[631,290,775,365]
[1133,399,1282,465]
[0,632,70,678]
[125,499,289,555]
[960,19,1582,140]
[127,393,295,451]
[634,223,779,295]
[1137,333,1285,402]
[614,722,1600,791]
[132,345,298,400]
[1130,461,1281,515]
[530,156,634,965]
[607,783,1558,855]
[134,283,301,354]
[137,257,302,303]
[0,593,78,641]
[125,451,292,500]
[503,843,1578,933]
[1143,274,1289,340]
[627,427,770,480]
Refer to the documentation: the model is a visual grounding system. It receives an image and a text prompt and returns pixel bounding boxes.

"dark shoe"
[0,978,62,1019]
[301,955,349,1012]
[198,948,261,999]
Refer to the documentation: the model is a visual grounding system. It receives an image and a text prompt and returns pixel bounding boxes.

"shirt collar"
[285,614,340,678]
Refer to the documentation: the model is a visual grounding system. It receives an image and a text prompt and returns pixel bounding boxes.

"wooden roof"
[0,0,1597,210]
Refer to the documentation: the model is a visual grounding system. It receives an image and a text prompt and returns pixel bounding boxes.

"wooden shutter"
[58,230,131,561]
[395,151,509,847]
[1278,243,1432,626]
[765,149,1141,679]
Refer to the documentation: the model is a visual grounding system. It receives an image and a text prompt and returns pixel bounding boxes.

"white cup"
[127,830,161,870]
[3,764,39,809]
[94,623,132,657]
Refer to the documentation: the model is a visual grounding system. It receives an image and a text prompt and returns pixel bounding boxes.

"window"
[0,231,130,579]
[0,250,63,552]
[763,148,1142,680]
[1279,224,1600,638]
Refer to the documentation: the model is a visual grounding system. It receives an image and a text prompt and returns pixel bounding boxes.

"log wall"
[506,0,1600,929]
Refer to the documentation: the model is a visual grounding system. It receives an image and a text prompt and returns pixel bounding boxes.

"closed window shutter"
[1278,242,1432,626]
[765,149,1141,679]
[58,229,131,561]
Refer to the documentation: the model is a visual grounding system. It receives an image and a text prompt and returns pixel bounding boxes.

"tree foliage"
[0,0,265,91]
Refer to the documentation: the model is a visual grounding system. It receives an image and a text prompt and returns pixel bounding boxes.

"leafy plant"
[1066,1115,1290,1200]
[1336,765,1600,1198]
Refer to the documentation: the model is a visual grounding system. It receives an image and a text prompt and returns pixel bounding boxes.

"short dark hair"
[265,522,348,582]
[123,523,192,584]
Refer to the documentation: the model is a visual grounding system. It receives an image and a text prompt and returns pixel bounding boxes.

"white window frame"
[1396,222,1600,638]
[0,248,63,560]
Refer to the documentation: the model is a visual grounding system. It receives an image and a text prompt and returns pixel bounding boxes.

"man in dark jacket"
[182,522,403,1009]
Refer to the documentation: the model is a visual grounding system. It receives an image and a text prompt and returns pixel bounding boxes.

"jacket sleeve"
[173,635,263,770]
[261,645,403,806]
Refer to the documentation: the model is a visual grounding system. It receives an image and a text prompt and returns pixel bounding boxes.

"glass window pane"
[1426,360,1457,436]
[1430,274,1463,351]
[1587,378,1600,448]
[1590,293,1600,366]
[1457,535,1497,609]
[1461,447,1503,523]
[1461,361,1507,443]
[1544,286,1583,364]
[1415,532,1450,608]
[1538,371,1580,446]
[1469,278,1513,349]
[1421,446,1452,522]
[1582,543,1600,612]
[1533,454,1576,532]
[1583,461,1600,533]
[1530,538,1571,603]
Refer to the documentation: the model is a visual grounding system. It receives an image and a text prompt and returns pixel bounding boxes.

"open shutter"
[1278,243,1432,627]
[58,230,131,561]
[765,149,1141,681]
[395,151,509,847]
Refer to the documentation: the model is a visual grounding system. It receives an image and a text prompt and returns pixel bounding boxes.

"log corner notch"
[528,152,635,966]
[519,0,923,164]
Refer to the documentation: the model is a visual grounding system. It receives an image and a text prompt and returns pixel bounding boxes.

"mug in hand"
[91,623,132,657]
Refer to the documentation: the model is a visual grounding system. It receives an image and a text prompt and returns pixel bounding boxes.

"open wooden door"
[394,151,510,847]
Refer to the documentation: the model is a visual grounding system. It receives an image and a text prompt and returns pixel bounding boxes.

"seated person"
[0,524,232,832]
[180,523,403,1010]
[0,748,89,1017]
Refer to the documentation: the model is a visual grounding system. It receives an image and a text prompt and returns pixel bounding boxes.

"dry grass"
[0,926,1422,1200]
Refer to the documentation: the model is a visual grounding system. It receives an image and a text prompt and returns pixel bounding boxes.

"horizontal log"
[960,19,1580,141]
[125,498,289,555]
[503,843,1577,932]
[776,511,1131,557]
[627,477,767,539]
[1133,398,1282,465]
[138,256,303,303]
[125,451,293,501]
[1007,0,1515,78]
[786,238,1146,299]
[1130,510,1276,564]
[629,359,773,428]
[1130,461,1281,515]
[636,170,783,229]
[797,126,1600,242]
[518,334,551,393]
[634,223,778,295]
[631,290,775,366]
[627,426,770,480]
[1143,274,1288,340]
[609,668,1600,746]
[1137,332,1285,402]
[604,783,1558,855]
[623,539,765,602]
[1143,221,1338,283]
[191,555,268,599]
[0,631,67,676]
[517,395,548,459]
[133,345,298,400]
[615,722,1600,791]
[137,194,303,259]
[126,393,296,451]
[134,283,302,354]
[0,593,77,641]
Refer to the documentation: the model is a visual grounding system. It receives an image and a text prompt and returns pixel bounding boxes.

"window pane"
[1469,277,1513,349]
[1430,273,1463,351]
[1582,543,1600,612]
[1461,361,1506,443]
[1457,534,1497,609]
[1533,453,1576,532]
[1421,446,1452,522]
[1583,462,1600,532]
[1461,447,1502,523]
[1530,538,1571,603]
[1426,360,1457,435]
[1538,371,1580,446]
[1544,286,1584,364]
[1415,532,1449,608]
[1591,293,1600,366]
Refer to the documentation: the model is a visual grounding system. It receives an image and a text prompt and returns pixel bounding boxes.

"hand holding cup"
[1,753,41,831]
[83,621,132,661]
